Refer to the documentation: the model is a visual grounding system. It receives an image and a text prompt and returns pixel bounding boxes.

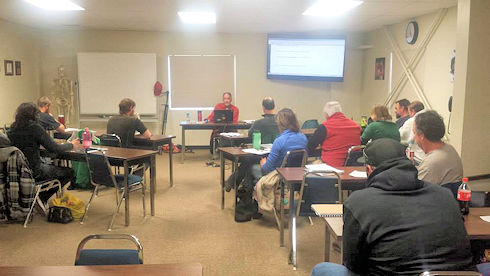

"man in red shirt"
[307,101,361,167]
[207,92,239,123]
[207,92,239,154]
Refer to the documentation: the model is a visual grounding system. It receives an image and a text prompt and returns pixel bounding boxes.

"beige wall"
[0,19,41,126]
[38,30,364,145]
[451,0,490,176]
[360,7,457,132]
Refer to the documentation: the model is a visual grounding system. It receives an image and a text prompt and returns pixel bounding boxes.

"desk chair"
[272,149,308,229]
[99,134,122,147]
[344,145,366,166]
[81,150,145,231]
[420,271,481,276]
[290,170,342,269]
[301,119,319,129]
[75,234,143,265]
[24,179,62,228]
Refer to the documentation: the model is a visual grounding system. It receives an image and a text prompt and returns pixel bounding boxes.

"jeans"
[311,263,358,276]
[35,163,74,203]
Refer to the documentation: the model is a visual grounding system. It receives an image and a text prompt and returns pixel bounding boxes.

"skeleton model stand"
[50,66,75,125]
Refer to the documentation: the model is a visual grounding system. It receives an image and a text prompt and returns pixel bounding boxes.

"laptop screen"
[214,110,233,123]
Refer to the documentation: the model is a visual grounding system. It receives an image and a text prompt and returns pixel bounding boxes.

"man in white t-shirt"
[413,110,463,185]
[399,101,425,165]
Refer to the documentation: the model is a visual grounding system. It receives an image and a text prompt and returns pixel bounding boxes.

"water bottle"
[457,177,471,215]
[197,110,202,122]
[253,131,261,150]
[82,127,92,150]
[185,112,190,122]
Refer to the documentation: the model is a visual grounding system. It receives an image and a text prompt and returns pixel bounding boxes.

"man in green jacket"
[248,97,279,144]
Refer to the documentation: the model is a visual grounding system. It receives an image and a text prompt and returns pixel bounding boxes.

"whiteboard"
[77,52,157,115]
[169,55,235,109]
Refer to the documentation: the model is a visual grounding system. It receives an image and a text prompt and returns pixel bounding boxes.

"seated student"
[236,108,307,221]
[8,103,78,205]
[107,98,151,148]
[207,92,239,154]
[37,96,67,134]
[361,105,400,144]
[394,98,410,128]
[248,97,279,144]
[399,100,425,165]
[307,101,361,167]
[413,110,463,185]
[225,97,278,192]
[311,138,473,276]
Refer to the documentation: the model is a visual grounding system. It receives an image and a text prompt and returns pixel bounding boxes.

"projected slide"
[268,38,345,80]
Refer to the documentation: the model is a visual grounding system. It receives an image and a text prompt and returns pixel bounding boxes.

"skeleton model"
[50,66,75,125]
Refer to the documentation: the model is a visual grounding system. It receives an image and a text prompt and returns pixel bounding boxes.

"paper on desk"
[349,170,367,178]
[65,128,80,132]
[480,216,490,223]
[305,163,344,174]
[242,148,271,155]
[220,132,242,137]
[243,120,255,124]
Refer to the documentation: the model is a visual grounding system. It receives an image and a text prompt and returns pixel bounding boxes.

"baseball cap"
[364,138,406,167]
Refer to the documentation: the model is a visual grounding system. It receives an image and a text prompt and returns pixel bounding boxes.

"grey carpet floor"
[0,150,327,275]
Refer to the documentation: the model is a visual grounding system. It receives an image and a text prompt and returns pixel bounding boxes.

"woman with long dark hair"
[8,103,79,205]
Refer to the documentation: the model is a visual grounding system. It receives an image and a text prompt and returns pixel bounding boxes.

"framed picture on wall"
[375,57,385,80]
[15,61,21,76]
[4,60,14,76]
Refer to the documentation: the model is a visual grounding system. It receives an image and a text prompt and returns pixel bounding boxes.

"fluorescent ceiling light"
[303,0,363,17]
[178,12,216,24]
[24,0,85,10]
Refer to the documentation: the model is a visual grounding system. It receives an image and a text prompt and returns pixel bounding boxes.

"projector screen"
[77,52,157,115]
[267,35,346,81]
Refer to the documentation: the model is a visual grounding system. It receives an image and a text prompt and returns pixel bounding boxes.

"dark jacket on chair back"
[343,157,473,275]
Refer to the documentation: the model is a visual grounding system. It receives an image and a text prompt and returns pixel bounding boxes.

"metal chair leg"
[141,183,146,217]
[24,186,41,228]
[80,185,99,224]
[308,216,314,225]
[108,191,124,231]
[292,215,297,270]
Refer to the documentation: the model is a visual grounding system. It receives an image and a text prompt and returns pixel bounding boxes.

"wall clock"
[405,21,419,45]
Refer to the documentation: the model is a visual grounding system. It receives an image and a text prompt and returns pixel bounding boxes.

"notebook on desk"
[311,204,343,217]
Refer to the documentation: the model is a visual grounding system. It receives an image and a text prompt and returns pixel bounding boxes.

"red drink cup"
[58,115,65,125]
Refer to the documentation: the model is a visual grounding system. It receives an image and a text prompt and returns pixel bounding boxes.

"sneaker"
[225,180,234,192]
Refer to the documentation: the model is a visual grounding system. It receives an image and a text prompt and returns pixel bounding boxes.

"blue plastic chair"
[81,150,145,231]
[75,234,143,265]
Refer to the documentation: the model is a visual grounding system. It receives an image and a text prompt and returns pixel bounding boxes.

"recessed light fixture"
[303,0,363,17]
[24,0,85,10]
[178,12,216,24]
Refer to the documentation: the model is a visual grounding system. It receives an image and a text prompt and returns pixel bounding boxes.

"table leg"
[169,140,173,187]
[325,224,331,262]
[150,154,156,216]
[289,183,297,268]
[280,180,285,247]
[181,126,186,163]
[124,160,130,226]
[220,150,225,209]
[233,157,238,208]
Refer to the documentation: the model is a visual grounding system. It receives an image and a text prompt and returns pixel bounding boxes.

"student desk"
[56,145,159,226]
[315,206,490,263]
[0,263,203,276]
[217,147,264,209]
[276,166,367,251]
[180,121,252,162]
[133,134,175,187]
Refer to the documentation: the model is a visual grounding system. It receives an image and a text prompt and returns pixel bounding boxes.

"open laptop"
[214,110,233,123]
